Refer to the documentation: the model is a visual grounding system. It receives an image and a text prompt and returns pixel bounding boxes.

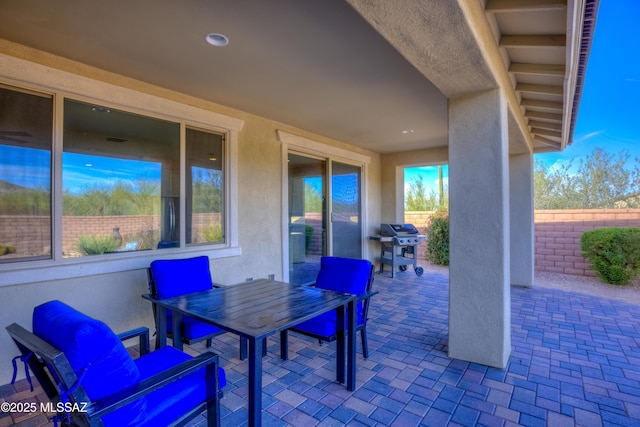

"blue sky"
[407,1,640,191]
[63,153,161,194]
[536,0,640,170]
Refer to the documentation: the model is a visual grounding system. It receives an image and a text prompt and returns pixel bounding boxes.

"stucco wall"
[0,43,382,384]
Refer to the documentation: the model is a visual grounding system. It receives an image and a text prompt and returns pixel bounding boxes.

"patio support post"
[448,88,511,369]
[510,153,534,287]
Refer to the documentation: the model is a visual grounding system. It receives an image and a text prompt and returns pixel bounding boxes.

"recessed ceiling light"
[205,33,229,47]
[402,129,414,134]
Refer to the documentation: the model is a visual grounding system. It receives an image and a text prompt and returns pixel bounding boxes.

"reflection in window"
[62,99,179,257]
[0,85,52,262]
[186,128,224,245]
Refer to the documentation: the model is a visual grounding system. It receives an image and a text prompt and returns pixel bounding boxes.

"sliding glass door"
[331,161,362,258]
[288,153,362,284]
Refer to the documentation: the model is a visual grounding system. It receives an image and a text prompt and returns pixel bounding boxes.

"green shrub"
[200,222,223,243]
[305,225,314,254]
[77,234,121,255]
[581,228,640,285]
[0,244,16,255]
[425,210,449,265]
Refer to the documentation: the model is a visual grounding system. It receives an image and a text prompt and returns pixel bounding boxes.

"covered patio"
[0,0,607,424]
[4,268,639,426]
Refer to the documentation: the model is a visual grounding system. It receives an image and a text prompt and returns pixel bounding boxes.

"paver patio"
[2,269,640,426]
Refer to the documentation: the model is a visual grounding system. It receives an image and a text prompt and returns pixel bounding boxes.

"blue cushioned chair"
[6,300,225,427]
[149,256,227,349]
[280,256,376,360]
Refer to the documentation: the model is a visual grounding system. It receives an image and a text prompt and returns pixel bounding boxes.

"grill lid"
[380,223,419,237]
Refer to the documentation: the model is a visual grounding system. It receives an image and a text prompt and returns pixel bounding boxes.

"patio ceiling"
[0,0,594,155]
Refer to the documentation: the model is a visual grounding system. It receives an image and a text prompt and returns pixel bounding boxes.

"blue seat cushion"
[150,256,213,298]
[165,311,223,340]
[315,257,371,295]
[292,308,365,338]
[102,346,225,427]
[33,301,226,427]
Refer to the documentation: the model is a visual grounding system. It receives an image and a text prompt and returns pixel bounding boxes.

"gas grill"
[369,224,426,278]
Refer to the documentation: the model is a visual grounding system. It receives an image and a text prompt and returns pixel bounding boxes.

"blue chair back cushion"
[315,256,371,295]
[150,256,222,340]
[150,256,213,298]
[33,300,146,426]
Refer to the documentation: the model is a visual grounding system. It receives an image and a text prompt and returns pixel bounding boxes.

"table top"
[144,279,356,340]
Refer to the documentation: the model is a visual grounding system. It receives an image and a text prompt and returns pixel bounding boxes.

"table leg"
[172,311,184,351]
[347,300,356,391]
[336,305,345,384]
[248,337,263,427]
[156,306,167,349]
[240,337,248,360]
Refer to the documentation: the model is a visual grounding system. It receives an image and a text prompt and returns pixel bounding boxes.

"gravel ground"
[421,263,640,307]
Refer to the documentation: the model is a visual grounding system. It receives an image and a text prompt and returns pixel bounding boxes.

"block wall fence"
[404,209,640,277]
[0,213,220,257]
[2,210,639,276]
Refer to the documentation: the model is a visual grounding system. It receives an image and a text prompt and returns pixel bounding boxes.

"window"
[0,86,230,265]
[186,128,224,246]
[0,85,53,263]
[63,99,180,256]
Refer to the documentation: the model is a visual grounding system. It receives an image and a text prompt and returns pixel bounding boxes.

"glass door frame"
[279,130,370,284]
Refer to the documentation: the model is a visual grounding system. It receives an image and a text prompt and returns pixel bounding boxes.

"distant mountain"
[0,179,29,194]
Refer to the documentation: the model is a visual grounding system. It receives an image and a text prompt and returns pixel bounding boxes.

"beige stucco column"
[510,153,534,287]
[448,88,511,369]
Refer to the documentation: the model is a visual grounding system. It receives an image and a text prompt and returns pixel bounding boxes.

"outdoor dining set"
[5,255,376,427]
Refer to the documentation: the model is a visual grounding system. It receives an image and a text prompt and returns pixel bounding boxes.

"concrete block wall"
[0,213,222,258]
[405,209,640,277]
[534,209,640,276]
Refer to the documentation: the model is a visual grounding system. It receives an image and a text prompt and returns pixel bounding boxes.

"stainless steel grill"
[369,224,426,278]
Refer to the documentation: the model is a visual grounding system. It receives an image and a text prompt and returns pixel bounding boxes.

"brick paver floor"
[2,269,639,426]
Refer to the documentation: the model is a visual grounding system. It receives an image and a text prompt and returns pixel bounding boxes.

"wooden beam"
[500,35,566,48]
[532,128,562,138]
[528,120,562,131]
[516,83,563,96]
[509,62,565,76]
[486,0,567,13]
[534,136,562,149]
[521,98,563,111]
[525,110,563,122]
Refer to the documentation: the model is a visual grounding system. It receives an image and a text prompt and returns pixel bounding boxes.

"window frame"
[0,55,243,287]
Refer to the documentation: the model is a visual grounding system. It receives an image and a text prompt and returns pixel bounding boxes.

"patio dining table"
[143,278,357,427]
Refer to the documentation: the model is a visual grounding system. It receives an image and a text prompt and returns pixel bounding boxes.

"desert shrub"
[0,244,16,255]
[200,222,223,243]
[77,234,121,255]
[581,228,640,285]
[425,210,449,265]
[305,225,314,254]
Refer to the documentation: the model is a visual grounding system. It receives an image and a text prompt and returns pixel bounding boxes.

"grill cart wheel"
[399,265,407,272]
[415,266,424,277]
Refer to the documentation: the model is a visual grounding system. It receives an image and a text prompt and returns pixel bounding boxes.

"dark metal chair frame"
[280,264,377,360]
[147,267,225,349]
[6,323,223,427]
